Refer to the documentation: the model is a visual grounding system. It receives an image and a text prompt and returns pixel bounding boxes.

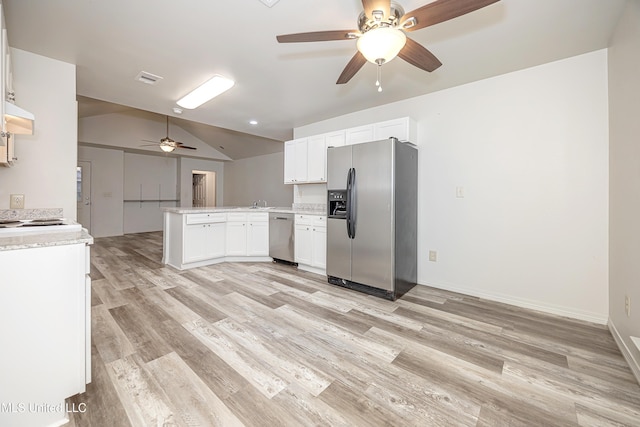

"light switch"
[456,186,465,198]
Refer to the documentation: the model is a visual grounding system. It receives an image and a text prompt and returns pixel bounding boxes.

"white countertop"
[163,206,326,216]
[0,228,93,251]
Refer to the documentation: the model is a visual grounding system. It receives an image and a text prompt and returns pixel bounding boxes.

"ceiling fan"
[141,116,197,152]
[276,0,500,90]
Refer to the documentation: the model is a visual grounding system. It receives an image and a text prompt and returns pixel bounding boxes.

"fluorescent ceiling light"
[177,75,235,109]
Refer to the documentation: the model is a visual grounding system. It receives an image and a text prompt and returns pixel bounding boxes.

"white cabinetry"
[374,117,416,142]
[346,125,375,145]
[183,213,226,262]
[225,212,269,258]
[307,135,327,182]
[283,118,415,183]
[0,241,92,427]
[295,214,326,274]
[284,138,308,183]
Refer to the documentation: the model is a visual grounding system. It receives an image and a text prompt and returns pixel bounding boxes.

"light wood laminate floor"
[66,232,640,426]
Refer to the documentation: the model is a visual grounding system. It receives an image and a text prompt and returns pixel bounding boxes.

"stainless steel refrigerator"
[326,138,417,300]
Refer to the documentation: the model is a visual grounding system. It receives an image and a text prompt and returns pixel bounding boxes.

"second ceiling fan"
[141,116,197,153]
[277,0,500,88]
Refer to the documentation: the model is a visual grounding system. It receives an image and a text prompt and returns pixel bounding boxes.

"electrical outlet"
[429,250,437,262]
[625,295,631,317]
[9,194,24,209]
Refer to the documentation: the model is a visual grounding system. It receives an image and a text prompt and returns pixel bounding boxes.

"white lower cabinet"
[184,222,226,262]
[295,214,326,274]
[226,212,269,257]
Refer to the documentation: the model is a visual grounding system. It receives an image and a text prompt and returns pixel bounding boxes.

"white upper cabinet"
[307,135,327,183]
[285,117,415,185]
[284,138,308,184]
[325,131,346,148]
[374,117,417,142]
[345,125,375,145]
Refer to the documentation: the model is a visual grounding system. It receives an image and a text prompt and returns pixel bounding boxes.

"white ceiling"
[3,0,626,156]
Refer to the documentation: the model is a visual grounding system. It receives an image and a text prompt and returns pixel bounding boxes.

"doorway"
[77,161,91,232]
[192,170,216,207]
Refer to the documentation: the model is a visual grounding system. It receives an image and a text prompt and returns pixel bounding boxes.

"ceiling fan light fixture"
[159,139,176,152]
[177,75,235,109]
[357,27,406,65]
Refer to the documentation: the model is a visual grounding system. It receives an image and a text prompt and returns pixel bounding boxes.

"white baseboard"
[417,281,608,325]
[608,319,640,385]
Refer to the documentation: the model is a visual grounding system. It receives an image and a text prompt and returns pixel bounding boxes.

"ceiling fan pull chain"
[376,61,383,92]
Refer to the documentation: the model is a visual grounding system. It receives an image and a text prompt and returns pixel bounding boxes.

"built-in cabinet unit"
[183,213,226,262]
[0,239,92,427]
[295,214,326,275]
[225,212,269,257]
[164,210,270,270]
[284,117,416,184]
[124,153,178,233]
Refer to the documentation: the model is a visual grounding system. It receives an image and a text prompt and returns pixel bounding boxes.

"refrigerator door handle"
[346,168,353,238]
[350,168,357,239]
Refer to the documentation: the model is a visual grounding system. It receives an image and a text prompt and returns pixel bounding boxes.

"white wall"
[296,50,610,323]
[223,152,293,207]
[78,146,124,237]
[608,0,640,381]
[0,49,77,218]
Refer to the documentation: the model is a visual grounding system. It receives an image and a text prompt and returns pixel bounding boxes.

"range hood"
[4,101,34,135]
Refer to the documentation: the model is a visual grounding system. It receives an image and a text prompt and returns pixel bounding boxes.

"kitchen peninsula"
[162,206,325,271]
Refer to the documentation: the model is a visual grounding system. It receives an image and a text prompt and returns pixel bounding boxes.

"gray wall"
[608,0,640,380]
[223,152,292,207]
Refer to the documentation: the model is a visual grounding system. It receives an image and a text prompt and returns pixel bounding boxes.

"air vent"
[258,0,280,7]
[135,71,163,85]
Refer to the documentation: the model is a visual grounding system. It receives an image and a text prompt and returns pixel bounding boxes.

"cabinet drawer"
[248,212,268,222]
[186,213,226,224]
[296,214,326,226]
[227,212,248,222]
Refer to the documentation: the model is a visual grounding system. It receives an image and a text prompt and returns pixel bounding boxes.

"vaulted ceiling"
[3,0,626,158]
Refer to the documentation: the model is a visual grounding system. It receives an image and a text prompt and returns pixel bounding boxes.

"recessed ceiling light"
[249,120,258,125]
[172,107,183,114]
[177,75,235,109]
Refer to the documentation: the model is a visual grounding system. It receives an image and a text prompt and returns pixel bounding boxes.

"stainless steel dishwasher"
[269,213,296,264]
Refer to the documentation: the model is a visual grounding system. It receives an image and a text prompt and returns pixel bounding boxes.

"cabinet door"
[208,222,226,258]
[312,226,327,269]
[295,224,312,265]
[307,135,327,182]
[183,224,210,262]
[325,131,346,148]
[375,118,410,141]
[225,222,247,256]
[293,138,308,182]
[346,125,374,145]
[284,140,296,184]
[247,221,269,256]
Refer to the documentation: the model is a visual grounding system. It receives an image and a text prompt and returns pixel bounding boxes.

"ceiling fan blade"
[140,144,160,147]
[141,139,159,143]
[176,142,197,150]
[336,51,367,85]
[362,0,391,20]
[401,0,500,32]
[276,30,358,43]
[398,37,442,72]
